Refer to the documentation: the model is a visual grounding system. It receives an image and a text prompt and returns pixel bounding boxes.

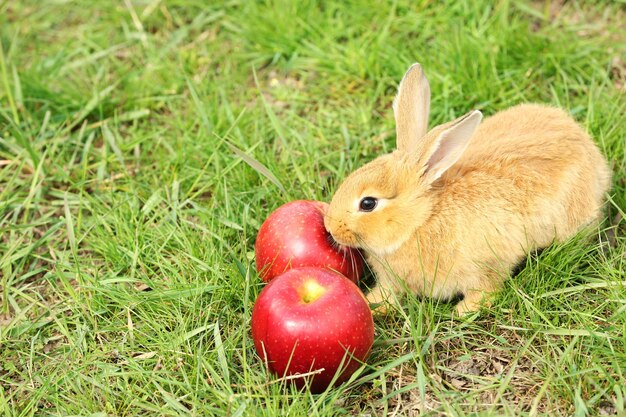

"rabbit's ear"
[394,63,431,153]
[420,110,482,183]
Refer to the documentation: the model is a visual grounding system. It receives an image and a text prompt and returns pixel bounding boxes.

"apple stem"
[300,279,327,304]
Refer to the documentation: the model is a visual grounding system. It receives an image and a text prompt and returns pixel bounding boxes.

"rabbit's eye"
[359,197,378,212]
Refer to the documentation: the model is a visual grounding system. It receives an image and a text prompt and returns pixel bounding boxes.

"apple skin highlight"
[251,267,374,393]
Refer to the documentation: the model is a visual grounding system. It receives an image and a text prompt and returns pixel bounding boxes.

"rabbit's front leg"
[455,273,499,314]
[456,291,492,314]
[366,284,397,313]
[364,258,401,313]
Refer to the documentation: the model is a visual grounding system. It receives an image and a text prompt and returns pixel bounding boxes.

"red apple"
[251,267,374,393]
[255,200,363,283]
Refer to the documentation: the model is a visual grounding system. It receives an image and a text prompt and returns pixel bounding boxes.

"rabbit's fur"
[324,64,611,314]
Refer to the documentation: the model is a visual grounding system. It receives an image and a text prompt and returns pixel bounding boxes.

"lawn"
[1,0,625,416]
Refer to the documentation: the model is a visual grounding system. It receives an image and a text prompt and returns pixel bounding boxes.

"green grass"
[1,0,625,415]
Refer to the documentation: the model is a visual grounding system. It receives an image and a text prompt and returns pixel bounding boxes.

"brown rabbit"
[324,63,612,314]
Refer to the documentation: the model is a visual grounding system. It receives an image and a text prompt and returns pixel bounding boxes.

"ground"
[1,1,625,416]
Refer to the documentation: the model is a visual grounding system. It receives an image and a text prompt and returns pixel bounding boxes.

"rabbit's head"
[325,64,482,256]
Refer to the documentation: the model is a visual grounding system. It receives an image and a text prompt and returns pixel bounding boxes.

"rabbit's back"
[461,104,603,169]
[441,103,611,246]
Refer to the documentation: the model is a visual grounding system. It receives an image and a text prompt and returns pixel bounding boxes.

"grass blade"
[214,321,231,387]
[226,141,287,194]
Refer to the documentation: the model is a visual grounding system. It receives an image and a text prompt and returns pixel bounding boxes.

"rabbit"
[324,63,612,314]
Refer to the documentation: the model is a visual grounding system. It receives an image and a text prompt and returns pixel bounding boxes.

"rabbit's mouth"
[325,226,360,249]
[323,213,359,248]
[326,230,353,250]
